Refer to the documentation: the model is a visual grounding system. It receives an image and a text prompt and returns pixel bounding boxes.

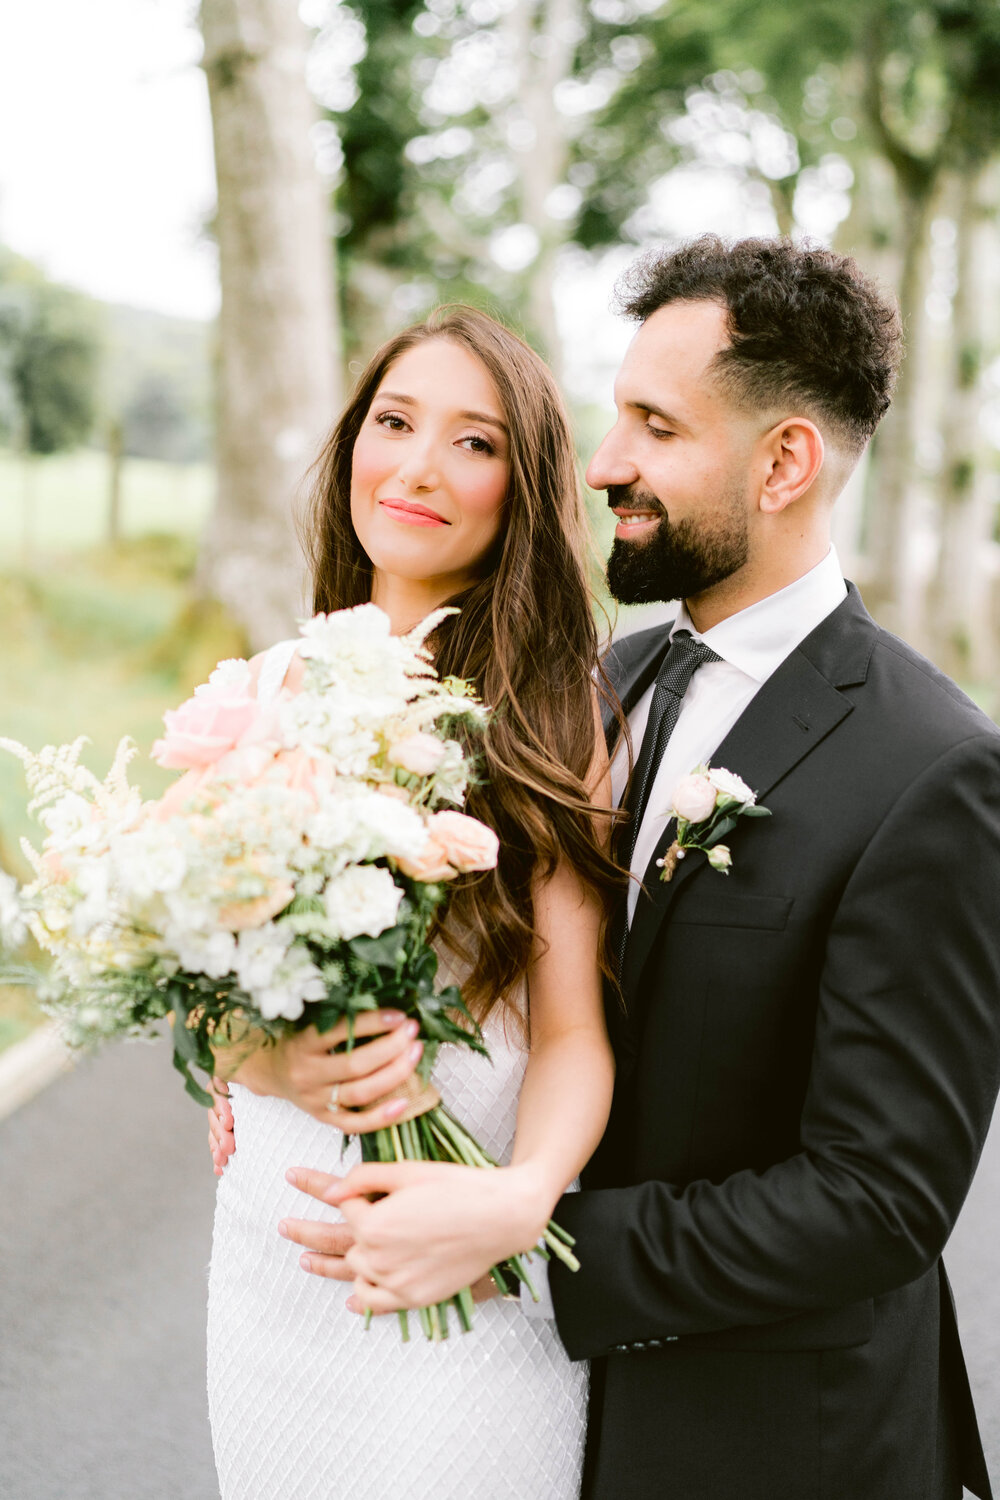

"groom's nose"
[585,424,638,493]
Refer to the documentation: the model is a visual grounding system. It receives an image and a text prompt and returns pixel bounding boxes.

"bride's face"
[350,339,511,594]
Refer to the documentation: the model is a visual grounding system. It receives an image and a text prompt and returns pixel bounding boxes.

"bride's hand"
[286,1160,553,1312]
[203,1011,423,1175]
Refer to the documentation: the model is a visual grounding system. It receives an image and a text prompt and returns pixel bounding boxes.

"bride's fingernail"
[300,1255,311,1271]
[285,1169,299,1186]
[381,1010,405,1024]
[346,1296,360,1314]
[277,1221,288,1238]
[385,1100,407,1121]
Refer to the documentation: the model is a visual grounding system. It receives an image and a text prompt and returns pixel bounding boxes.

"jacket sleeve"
[549,732,1000,1360]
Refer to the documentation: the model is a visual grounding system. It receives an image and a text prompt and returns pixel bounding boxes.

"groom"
[296,237,1000,1499]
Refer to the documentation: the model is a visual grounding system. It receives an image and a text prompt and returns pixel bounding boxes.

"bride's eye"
[458,432,495,455]
[374,411,410,432]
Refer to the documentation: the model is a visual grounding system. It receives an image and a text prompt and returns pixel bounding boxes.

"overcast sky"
[0,0,218,319]
[0,0,787,401]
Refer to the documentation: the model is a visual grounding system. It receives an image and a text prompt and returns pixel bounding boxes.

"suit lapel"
[621,591,874,998]
[600,623,674,748]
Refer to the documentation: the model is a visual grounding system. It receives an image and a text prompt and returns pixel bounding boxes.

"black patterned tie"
[619,629,723,872]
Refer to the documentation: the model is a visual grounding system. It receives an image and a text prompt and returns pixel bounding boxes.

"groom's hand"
[300,1159,550,1314]
[279,1168,356,1280]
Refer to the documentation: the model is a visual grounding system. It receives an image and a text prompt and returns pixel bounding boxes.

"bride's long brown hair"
[304,306,624,1023]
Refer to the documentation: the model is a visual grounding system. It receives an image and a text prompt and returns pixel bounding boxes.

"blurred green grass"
[0,446,213,550]
[1,450,244,1052]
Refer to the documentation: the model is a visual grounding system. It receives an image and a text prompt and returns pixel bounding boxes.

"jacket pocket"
[672,892,794,931]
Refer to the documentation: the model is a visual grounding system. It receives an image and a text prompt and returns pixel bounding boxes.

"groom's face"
[589,299,761,606]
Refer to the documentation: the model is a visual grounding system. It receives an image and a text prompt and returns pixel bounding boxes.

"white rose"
[707,766,755,806]
[323,864,404,941]
[387,732,447,777]
[671,773,718,824]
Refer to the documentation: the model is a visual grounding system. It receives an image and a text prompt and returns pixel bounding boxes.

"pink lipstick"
[378,498,449,528]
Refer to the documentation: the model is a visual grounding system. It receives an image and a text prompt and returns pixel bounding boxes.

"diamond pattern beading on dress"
[206,998,588,1499]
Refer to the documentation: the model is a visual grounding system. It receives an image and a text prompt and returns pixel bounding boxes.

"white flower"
[200,657,251,694]
[671,773,718,824]
[324,865,404,940]
[0,871,28,951]
[234,924,289,991]
[110,827,188,901]
[251,946,326,1021]
[707,766,755,807]
[172,928,238,980]
[427,740,469,806]
[303,788,428,876]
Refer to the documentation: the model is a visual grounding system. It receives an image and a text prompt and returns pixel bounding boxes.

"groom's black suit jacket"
[550,586,1000,1500]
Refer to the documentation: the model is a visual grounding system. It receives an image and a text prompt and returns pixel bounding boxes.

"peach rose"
[426,810,499,872]
[387,733,447,777]
[150,766,213,822]
[218,879,295,931]
[671,773,718,825]
[395,836,459,884]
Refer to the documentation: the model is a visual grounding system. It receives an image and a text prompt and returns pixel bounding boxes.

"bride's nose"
[396,438,442,494]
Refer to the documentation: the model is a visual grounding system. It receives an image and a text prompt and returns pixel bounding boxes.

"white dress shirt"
[613,547,847,922]
[522,547,847,1323]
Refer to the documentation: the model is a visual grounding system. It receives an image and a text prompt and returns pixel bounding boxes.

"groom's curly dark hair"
[616,236,903,452]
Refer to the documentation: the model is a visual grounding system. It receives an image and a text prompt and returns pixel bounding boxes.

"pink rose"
[671,773,718,825]
[426,810,499,873]
[387,733,446,777]
[153,676,272,771]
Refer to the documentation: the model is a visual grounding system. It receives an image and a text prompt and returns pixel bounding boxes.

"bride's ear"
[758,418,825,515]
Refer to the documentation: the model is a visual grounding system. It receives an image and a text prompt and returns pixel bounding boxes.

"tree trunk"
[107,418,124,545]
[503,0,581,375]
[927,164,999,682]
[198,0,341,651]
[862,177,938,632]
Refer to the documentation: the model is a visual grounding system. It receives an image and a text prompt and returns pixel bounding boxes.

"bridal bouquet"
[0,603,577,1340]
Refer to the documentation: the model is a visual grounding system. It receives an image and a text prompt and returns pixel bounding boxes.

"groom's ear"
[757,417,825,515]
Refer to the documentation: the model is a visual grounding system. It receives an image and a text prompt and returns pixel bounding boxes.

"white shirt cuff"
[519,1256,555,1320]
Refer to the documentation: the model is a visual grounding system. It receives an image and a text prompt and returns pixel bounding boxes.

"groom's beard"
[605,484,751,605]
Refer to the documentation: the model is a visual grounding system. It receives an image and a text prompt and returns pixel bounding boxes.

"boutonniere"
[657,765,771,882]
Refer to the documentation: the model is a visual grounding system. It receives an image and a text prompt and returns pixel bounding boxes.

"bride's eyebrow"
[375,391,507,435]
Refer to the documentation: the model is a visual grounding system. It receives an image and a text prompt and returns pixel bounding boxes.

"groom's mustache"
[605,484,667,518]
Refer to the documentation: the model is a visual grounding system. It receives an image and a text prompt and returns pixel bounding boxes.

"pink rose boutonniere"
[658,764,771,883]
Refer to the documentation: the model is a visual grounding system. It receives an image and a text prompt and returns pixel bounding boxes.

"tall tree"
[199,0,341,651]
[0,250,101,562]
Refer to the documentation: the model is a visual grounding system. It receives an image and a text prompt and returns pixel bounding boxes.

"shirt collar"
[669,546,848,685]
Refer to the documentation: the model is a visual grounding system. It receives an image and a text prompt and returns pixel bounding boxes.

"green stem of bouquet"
[356,1101,579,1344]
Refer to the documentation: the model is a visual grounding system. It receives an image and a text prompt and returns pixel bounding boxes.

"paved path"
[1,1035,998,1499]
[0,1034,218,1500]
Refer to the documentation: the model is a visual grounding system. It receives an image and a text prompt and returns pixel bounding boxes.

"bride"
[205,306,621,1499]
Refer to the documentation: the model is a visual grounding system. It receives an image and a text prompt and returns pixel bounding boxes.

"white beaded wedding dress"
[205,643,588,1500]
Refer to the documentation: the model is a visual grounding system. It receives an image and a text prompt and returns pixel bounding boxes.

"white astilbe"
[0,871,27,952]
